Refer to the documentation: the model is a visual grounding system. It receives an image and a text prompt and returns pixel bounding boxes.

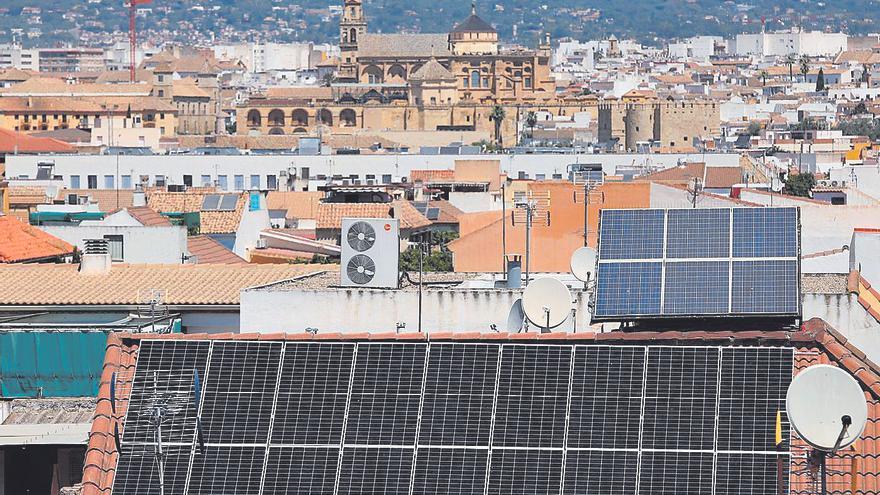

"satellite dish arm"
[832,415,853,453]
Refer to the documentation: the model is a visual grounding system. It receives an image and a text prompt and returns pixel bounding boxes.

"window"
[104,235,124,262]
[470,70,481,88]
[121,175,132,189]
[301,167,310,180]
[382,174,392,184]
[201,175,212,187]
[536,174,546,180]
[87,175,97,189]
[104,175,115,189]
[234,174,244,190]
[155,175,166,187]
[217,175,228,191]
[267,174,277,190]
[250,175,260,189]
[430,97,437,105]
[183,175,193,187]
[525,77,532,88]
[70,175,81,188]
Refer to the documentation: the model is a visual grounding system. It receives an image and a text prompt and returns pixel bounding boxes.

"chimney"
[79,239,112,274]
[506,254,522,289]
[132,184,146,207]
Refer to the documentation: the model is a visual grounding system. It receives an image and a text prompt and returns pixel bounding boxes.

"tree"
[746,121,762,136]
[815,68,825,92]
[799,55,810,80]
[321,72,337,87]
[489,104,506,148]
[759,70,769,87]
[525,111,538,140]
[785,54,797,82]
[398,232,458,272]
[782,172,816,197]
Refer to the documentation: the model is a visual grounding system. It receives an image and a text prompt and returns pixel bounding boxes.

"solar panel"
[219,194,239,211]
[201,194,221,211]
[113,341,793,495]
[594,207,800,320]
[426,207,441,220]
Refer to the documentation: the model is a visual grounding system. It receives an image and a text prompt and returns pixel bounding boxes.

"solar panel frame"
[113,341,794,495]
[201,194,221,211]
[218,194,239,211]
[593,207,801,321]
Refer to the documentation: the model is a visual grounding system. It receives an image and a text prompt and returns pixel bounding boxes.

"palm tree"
[799,55,810,81]
[489,104,506,149]
[784,54,797,83]
[525,111,538,140]
[759,70,769,87]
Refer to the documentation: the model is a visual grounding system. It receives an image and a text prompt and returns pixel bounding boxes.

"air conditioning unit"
[340,218,400,289]
[255,238,268,249]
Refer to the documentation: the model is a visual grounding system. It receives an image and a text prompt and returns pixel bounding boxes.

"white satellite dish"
[521,278,572,330]
[786,364,868,451]
[570,247,597,283]
[507,299,526,333]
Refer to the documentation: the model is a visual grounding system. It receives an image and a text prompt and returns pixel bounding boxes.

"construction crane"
[127,0,152,82]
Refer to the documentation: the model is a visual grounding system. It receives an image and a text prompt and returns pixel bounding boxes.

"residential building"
[38,48,105,73]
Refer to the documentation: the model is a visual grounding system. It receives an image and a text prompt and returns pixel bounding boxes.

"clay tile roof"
[7,186,51,205]
[0,216,75,263]
[266,191,324,220]
[411,169,455,183]
[410,58,456,81]
[79,318,880,495]
[0,128,75,154]
[451,11,497,33]
[125,206,171,227]
[358,34,452,58]
[0,264,326,305]
[187,235,247,264]
[704,166,744,188]
[427,199,464,224]
[642,162,705,182]
[147,192,245,234]
[57,189,134,212]
[315,201,430,231]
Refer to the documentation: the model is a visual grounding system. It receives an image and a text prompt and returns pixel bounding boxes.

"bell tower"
[338,0,366,82]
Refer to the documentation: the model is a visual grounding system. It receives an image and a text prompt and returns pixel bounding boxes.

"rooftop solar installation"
[113,340,793,495]
[593,207,801,321]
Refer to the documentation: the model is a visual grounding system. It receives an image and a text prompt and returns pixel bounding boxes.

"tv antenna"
[570,164,604,246]
[512,190,550,285]
[110,368,207,495]
[786,364,868,495]
[521,278,572,332]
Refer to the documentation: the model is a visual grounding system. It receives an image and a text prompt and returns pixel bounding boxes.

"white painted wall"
[234,193,271,259]
[241,287,593,334]
[448,191,499,213]
[40,225,187,264]
[803,294,880,363]
[6,153,745,192]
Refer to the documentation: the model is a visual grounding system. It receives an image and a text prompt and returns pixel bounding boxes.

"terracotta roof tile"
[0,128,75,153]
[0,264,327,305]
[147,192,245,234]
[266,191,324,220]
[0,216,75,262]
[315,201,431,231]
[57,189,134,212]
[187,235,247,264]
[410,169,455,183]
[124,206,171,226]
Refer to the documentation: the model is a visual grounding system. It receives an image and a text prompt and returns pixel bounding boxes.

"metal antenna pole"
[417,240,424,333]
[819,453,827,495]
[525,203,532,286]
[583,182,589,247]
[501,183,507,273]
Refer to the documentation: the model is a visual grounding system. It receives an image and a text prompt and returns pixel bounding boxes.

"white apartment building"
[667,36,726,61]
[0,43,39,71]
[733,31,848,58]
[213,43,337,73]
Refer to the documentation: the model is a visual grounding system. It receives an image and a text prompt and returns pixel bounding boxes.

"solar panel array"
[114,340,792,495]
[201,194,239,212]
[593,207,800,321]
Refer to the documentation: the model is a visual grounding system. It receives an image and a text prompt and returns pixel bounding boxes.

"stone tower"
[338,0,366,82]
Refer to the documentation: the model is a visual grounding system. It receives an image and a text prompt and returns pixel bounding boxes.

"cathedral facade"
[337,0,556,104]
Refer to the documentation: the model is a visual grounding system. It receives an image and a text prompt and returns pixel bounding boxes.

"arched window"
[268,127,285,135]
[292,109,309,126]
[364,65,383,84]
[267,109,285,126]
[318,109,333,126]
[246,109,261,127]
[349,28,357,43]
[340,109,357,127]
[388,64,407,82]
[470,70,481,88]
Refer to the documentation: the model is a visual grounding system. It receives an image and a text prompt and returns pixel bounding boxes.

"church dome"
[451,3,496,34]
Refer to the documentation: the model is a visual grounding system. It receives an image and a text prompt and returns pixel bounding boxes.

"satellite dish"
[570,247,597,283]
[786,364,868,451]
[521,278,572,330]
[507,299,526,333]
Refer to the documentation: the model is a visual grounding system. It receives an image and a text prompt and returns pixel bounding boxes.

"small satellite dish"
[786,364,868,451]
[521,278,572,330]
[507,299,525,333]
[570,247,597,283]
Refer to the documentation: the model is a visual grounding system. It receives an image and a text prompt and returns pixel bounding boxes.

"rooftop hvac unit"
[340,218,400,289]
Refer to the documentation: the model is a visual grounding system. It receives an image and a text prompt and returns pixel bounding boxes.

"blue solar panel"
[666,209,731,259]
[598,209,665,260]
[594,262,662,317]
[593,207,800,320]
[733,208,798,258]
[663,261,730,315]
[731,260,799,313]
